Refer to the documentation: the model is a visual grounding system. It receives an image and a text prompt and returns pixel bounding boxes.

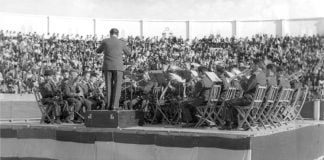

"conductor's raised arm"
[96,41,105,53]
[122,44,132,56]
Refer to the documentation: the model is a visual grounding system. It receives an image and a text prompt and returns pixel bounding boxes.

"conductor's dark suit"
[96,36,131,109]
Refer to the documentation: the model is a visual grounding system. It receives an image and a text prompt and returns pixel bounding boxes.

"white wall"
[96,20,141,38]
[0,12,323,39]
[190,21,233,38]
[238,21,278,37]
[142,21,187,38]
[0,13,47,34]
[49,16,94,36]
[284,19,324,36]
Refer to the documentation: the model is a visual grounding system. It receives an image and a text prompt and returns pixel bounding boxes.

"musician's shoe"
[55,119,62,124]
[65,119,73,124]
[218,125,230,130]
[73,119,83,124]
[64,115,74,123]
[73,117,84,124]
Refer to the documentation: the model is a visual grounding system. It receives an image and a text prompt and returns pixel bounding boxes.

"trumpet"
[227,68,252,82]
[288,71,304,82]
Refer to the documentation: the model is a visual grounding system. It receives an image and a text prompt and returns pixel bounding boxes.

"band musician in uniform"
[39,69,62,124]
[222,59,267,129]
[96,28,132,110]
[182,66,213,124]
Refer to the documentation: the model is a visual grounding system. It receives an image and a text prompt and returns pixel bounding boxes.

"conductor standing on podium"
[96,28,132,110]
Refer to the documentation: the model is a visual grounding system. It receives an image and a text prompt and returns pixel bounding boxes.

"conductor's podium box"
[300,100,324,120]
[85,110,144,128]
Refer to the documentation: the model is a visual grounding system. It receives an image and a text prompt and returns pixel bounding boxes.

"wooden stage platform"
[1,120,323,160]
[1,94,324,160]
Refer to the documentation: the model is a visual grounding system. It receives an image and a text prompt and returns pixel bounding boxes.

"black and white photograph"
[0,0,324,159]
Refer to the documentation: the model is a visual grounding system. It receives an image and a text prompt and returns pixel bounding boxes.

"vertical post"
[281,19,289,36]
[314,99,320,121]
[232,20,237,37]
[140,20,144,38]
[276,19,283,37]
[93,18,96,35]
[47,16,50,34]
[186,20,190,40]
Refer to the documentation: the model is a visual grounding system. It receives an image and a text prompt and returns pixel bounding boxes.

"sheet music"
[205,72,222,82]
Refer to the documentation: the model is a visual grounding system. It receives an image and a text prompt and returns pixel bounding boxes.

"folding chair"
[267,88,294,127]
[281,88,301,121]
[256,86,279,129]
[151,86,170,123]
[234,85,267,131]
[284,87,309,121]
[195,85,222,128]
[33,88,54,124]
[214,87,241,125]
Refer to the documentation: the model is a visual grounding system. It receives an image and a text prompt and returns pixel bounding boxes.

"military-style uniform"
[62,78,83,122]
[278,75,291,88]
[267,74,277,87]
[39,71,62,123]
[223,68,267,127]
[79,79,105,110]
[182,75,213,122]
[123,80,158,110]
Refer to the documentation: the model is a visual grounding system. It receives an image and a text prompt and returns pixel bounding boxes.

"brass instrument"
[168,72,187,98]
[121,78,145,91]
[288,71,304,82]
[227,68,252,82]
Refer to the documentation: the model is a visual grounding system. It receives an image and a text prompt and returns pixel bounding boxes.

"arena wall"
[0,12,323,39]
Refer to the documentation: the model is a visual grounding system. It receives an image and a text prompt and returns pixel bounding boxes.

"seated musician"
[123,71,158,110]
[266,64,278,87]
[222,59,267,129]
[182,66,213,123]
[79,71,104,110]
[276,67,290,88]
[290,71,303,90]
[89,72,106,109]
[39,69,62,124]
[62,69,90,123]
[214,64,230,99]
[60,69,70,91]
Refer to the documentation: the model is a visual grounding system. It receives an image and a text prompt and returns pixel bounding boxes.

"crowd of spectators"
[0,30,323,99]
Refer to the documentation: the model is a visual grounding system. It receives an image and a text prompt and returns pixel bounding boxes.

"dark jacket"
[267,75,278,87]
[193,75,213,101]
[243,69,267,97]
[96,37,132,71]
[39,80,59,98]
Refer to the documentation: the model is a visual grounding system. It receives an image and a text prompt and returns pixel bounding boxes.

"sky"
[0,0,323,20]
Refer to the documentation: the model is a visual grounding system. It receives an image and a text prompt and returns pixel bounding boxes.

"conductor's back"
[96,32,131,71]
[96,28,131,110]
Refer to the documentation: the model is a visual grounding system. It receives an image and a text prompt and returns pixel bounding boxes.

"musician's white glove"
[132,82,137,88]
